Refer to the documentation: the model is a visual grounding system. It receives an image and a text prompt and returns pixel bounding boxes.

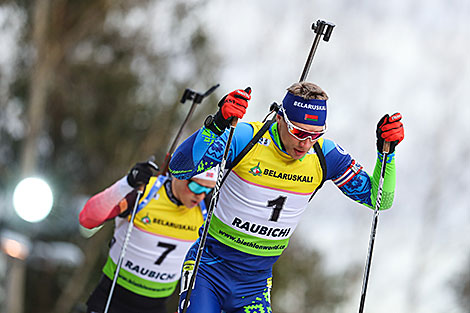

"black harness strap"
[309,141,327,201]
[220,116,276,186]
[219,116,327,201]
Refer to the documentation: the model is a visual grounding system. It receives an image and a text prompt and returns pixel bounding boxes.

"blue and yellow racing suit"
[169,121,396,313]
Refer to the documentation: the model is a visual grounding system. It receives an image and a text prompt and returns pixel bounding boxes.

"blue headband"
[281,92,327,126]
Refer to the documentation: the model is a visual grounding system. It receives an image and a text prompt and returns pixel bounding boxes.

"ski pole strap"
[220,116,277,186]
[136,175,167,213]
[309,141,327,201]
[199,197,208,220]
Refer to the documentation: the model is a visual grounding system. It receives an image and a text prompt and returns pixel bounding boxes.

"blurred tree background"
[0,1,356,313]
[272,239,358,313]
[1,1,467,313]
[1,0,220,312]
[453,253,470,312]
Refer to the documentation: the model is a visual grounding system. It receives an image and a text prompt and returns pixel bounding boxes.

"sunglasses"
[187,180,213,195]
[281,108,327,141]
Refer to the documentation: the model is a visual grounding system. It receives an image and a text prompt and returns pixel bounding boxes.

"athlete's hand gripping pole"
[104,160,158,313]
[358,140,390,313]
[358,113,403,312]
[181,88,251,313]
[160,84,220,175]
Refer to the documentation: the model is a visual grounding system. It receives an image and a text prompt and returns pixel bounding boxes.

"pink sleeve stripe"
[79,176,133,229]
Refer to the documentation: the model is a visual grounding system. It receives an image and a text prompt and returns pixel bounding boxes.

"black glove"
[376,113,404,154]
[204,87,251,135]
[126,160,159,188]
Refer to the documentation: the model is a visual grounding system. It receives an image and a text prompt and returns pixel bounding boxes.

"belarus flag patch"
[304,114,318,122]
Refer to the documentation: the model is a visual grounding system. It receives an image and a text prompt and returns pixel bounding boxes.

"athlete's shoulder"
[147,175,168,188]
[233,122,255,143]
[245,121,264,129]
[322,138,349,156]
[321,138,354,180]
[148,176,159,185]
[238,121,258,134]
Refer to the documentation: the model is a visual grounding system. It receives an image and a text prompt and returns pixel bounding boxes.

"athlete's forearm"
[369,152,396,210]
[79,176,133,228]
[333,153,396,210]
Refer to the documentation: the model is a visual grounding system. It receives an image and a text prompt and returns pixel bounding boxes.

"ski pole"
[268,19,335,115]
[103,187,145,313]
[358,141,391,313]
[103,157,158,312]
[299,19,335,82]
[160,84,220,175]
[181,108,244,313]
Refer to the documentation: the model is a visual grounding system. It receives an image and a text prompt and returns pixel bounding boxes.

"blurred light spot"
[73,41,93,61]
[30,241,84,267]
[95,46,114,64]
[38,135,53,157]
[61,118,77,139]
[13,177,53,223]
[1,238,28,260]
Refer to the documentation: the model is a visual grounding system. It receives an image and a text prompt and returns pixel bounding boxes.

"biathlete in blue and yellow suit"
[169,82,405,313]
[79,162,218,313]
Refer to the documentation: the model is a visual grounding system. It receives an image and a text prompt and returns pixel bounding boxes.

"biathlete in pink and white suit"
[169,82,405,313]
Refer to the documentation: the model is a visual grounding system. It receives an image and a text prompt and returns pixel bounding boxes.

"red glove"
[220,88,251,119]
[206,87,252,135]
[376,113,404,153]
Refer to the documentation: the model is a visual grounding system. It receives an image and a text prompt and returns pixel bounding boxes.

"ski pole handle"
[299,19,335,82]
[160,84,220,175]
[383,141,391,154]
[230,117,238,127]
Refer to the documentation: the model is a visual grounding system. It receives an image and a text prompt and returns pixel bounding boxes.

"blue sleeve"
[322,139,352,180]
[169,123,254,179]
[322,139,373,207]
